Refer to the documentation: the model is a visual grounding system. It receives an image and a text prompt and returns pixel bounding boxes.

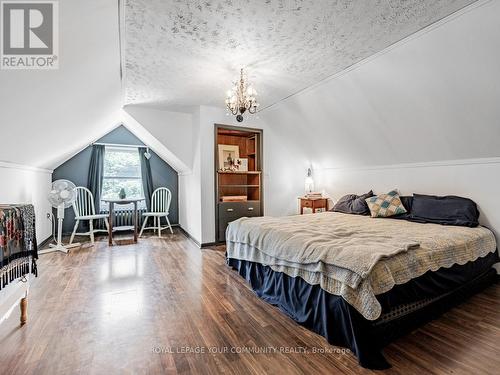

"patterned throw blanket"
[0,205,38,290]
[226,212,497,320]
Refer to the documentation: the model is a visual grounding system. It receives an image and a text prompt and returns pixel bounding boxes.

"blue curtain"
[139,147,154,211]
[88,145,105,212]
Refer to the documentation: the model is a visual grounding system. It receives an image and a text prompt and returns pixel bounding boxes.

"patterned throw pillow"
[365,190,407,218]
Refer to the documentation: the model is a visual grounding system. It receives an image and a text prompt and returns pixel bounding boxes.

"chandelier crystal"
[225,68,259,122]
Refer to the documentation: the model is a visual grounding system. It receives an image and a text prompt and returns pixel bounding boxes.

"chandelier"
[225,68,259,122]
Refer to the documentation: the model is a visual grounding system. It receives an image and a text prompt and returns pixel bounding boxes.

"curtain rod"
[92,142,146,149]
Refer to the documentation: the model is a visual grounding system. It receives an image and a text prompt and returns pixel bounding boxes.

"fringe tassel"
[0,257,35,290]
[32,258,37,277]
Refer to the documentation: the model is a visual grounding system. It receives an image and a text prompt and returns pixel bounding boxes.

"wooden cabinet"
[215,125,263,242]
[299,197,328,214]
[217,201,261,241]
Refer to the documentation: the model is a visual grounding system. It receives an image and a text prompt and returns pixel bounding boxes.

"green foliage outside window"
[101,147,144,205]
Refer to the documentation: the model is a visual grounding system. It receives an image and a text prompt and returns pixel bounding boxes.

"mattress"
[226,212,497,320]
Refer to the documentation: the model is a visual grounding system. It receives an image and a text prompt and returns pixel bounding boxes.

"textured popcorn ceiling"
[124,0,475,111]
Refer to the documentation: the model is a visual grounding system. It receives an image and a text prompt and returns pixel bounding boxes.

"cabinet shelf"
[218,200,260,203]
[219,184,260,188]
[218,171,261,175]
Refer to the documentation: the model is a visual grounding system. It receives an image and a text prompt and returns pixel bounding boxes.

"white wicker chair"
[70,187,109,244]
[139,187,173,238]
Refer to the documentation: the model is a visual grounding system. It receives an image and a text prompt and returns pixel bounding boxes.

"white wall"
[315,159,500,239]
[0,162,53,243]
[124,106,194,169]
[178,108,202,243]
[257,0,500,237]
[0,0,122,170]
[120,108,191,173]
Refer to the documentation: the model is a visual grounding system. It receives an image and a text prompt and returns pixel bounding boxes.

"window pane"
[103,147,141,178]
[102,178,144,200]
[100,146,146,211]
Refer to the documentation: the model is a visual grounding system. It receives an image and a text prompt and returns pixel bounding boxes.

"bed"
[225,211,498,369]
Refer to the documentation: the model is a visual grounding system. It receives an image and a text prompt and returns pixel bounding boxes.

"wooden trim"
[214,123,263,134]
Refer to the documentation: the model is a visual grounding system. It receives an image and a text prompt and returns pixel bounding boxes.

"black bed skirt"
[226,251,499,369]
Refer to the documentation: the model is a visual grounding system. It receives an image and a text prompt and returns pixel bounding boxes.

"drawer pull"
[227,208,234,212]
[248,207,254,211]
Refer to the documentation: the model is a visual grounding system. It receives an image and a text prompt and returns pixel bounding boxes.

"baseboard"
[178,226,201,248]
[176,227,222,248]
[200,242,218,248]
[37,235,53,250]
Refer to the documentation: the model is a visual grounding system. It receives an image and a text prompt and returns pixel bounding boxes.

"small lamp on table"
[304,168,314,194]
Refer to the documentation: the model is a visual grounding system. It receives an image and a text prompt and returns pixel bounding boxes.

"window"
[101,147,145,210]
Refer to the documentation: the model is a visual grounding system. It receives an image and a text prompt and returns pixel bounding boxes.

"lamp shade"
[305,168,314,193]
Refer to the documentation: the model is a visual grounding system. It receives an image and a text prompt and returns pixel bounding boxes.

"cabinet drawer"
[218,202,261,241]
[301,199,313,208]
[218,202,261,218]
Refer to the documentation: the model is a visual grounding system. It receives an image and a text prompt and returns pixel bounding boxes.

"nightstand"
[299,197,328,214]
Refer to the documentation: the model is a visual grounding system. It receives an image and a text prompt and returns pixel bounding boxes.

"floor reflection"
[98,248,146,326]
[100,288,144,322]
[99,250,144,282]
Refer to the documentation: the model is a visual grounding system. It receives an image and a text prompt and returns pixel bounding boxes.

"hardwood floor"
[0,230,498,375]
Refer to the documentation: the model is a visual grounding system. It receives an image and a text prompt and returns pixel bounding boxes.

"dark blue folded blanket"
[409,194,479,227]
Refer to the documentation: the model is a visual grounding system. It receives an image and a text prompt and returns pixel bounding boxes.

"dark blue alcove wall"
[53,125,178,233]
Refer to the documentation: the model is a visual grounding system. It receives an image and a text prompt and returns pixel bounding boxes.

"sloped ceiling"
[0,0,122,169]
[2,0,490,173]
[124,0,476,110]
[258,0,500,168]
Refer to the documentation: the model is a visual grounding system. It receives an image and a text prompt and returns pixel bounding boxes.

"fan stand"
[47,242,80,254]
[42,204,80,254]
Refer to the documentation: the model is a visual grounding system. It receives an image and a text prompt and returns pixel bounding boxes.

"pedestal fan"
[46,179,80,253]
